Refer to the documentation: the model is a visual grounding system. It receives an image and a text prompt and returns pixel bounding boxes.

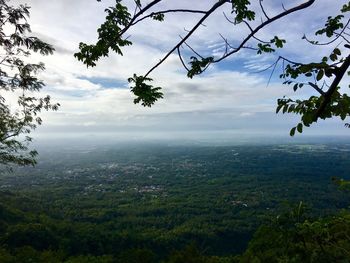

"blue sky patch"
[78,76,128,89]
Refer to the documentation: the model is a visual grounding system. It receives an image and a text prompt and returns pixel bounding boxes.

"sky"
[10,0,350,142]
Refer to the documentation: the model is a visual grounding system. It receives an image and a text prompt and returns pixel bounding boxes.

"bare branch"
[219,33,230,54]
[259,0,270,20]
[143,0,229,78]
[222,12,235,25]
[117,0,164,39]
[252,57,281,74]
[334,32,350,44]
[281,3,287,11]
[132,9,207,25]
[279,56,303,66]
[177,47,190,72]
[308,82,325,95]
[241,20,270,44]
[215,0,316,63]
[180,36,204,59]
[303,19,350,46]
[242,20,254,32]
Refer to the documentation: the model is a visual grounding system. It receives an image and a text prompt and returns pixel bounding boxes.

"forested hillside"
[0,143,349,262]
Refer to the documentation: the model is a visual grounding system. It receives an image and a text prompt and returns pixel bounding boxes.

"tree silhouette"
[0,0,59,166]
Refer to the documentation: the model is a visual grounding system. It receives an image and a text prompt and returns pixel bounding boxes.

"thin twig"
[177,47,190,72]
[180,36,204,59]
[215,0,316,63]
[143,0,230,78]
[132,9,207,25]
[259,0,270,20]
[303,19,350,46]
[308,82,325,95]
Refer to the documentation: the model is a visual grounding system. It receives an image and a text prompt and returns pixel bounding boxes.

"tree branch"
[308,82,325,95]
[118,0,164,39]
[132,9,207,25]
[303,19,350,46]
[215,0,316,63]
[314,53,350,121]
[143,0,229,78]
[259,0,270,20]
[177,47,190,72]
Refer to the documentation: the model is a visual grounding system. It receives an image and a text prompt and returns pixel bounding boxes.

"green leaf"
[334,48,341,55]
[293,83,298,91]
[257,43,275,54]
[276,104,283,113]
[151,13,165,21]
[316,70,324,81]
[271,36,286,48]
[297,123,303,133]
[341,2,350,12]
[290,127,296,137]
[330,53,337,61]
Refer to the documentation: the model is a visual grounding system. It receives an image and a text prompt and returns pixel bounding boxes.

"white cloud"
[9,0,350,138]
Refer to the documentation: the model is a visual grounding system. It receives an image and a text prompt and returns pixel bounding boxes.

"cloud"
[9,0,350,139]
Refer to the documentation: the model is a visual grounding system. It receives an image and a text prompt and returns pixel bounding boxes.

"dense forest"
[0,142,349,262]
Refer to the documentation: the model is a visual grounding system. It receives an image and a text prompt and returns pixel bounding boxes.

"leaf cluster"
[257,37,286,54]
[230,0,255,24]
[316,15,345,38]
[187,56,214,78]
[275,2,350,136]
[0,0,58,166]
[74,1,132,67]
[128,74,163,107]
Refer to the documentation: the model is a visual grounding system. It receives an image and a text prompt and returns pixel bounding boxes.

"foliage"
[0,144,349,262]
[74,1,132,67]
[128,74,163,107]
[332,177,350,191]
[240,204,350,263]
[76,0,350,135]
[0,0,59,166]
